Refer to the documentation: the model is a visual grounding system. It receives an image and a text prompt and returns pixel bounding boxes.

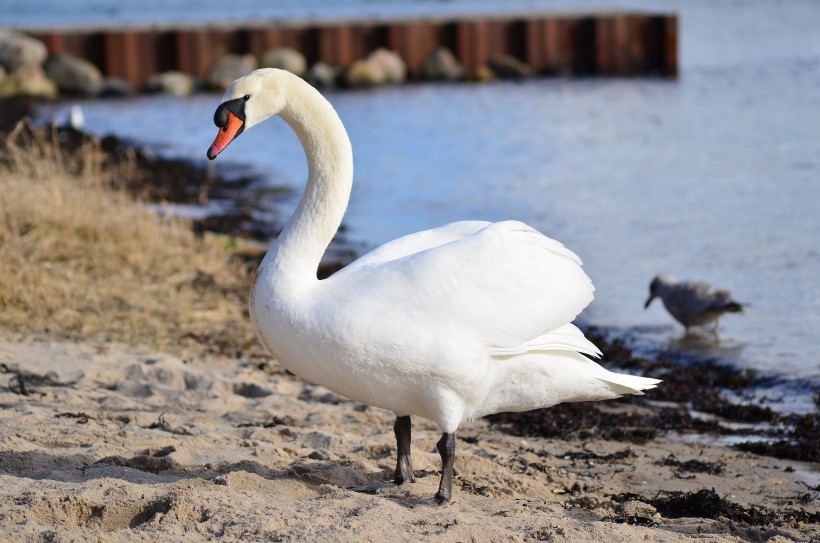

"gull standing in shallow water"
[206,69,661,504]
[644,273,744,334]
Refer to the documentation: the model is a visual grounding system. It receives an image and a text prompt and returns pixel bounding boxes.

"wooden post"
[318,25,354,67]
[176,30,213,79]
[104,31,142,84]
[664,15,678,76]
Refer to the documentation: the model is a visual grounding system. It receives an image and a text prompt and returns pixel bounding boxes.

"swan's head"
[207,69,289,160]
[644,273,677,308]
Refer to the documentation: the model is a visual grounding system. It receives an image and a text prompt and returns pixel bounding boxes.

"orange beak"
[207,110,244,160]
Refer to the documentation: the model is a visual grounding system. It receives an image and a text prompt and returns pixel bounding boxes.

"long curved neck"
[264,80,353,287]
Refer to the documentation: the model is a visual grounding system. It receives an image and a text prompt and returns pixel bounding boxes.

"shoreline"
[1,96,818,540]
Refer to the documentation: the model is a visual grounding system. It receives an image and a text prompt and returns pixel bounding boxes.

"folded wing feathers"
[440,221,595,350]
[491,323,602,358]
[332,220,596,356]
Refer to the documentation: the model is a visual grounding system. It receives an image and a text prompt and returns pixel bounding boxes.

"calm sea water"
[29,0,820,413]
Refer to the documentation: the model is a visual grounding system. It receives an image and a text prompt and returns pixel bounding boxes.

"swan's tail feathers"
[597,373,662,397]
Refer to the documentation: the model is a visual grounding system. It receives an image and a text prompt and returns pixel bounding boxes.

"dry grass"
[0,124,259,357]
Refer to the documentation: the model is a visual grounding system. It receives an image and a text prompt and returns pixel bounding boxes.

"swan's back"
[340,221,490,271]
[326,220,594,355]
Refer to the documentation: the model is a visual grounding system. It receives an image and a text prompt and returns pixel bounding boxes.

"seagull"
[644,273,743,334]
[67,104,84,131]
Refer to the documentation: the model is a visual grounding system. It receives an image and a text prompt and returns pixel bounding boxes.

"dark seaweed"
[656,453,724,475]
[609,489,820,528]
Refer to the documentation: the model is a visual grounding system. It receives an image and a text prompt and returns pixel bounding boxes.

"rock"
[366,48,406,84]
[43,52,103,96]
[486,54,534,79]
[0,65,58,98]
[99,77,135,97]
[260,47,307,77]
[420,47,464,81]
[471,65,495,82]
[306,62,339,88]
[344,59,385,88]
[0,29,48,72]
[146,70,197,96]
[619,500,661,523]
[205,54,257,90]
[343,48,407,88]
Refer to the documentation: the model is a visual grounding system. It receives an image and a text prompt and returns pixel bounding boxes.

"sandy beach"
[0,334,817,542]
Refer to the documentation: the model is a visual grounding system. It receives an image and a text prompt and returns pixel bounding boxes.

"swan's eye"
[243,95,250,101]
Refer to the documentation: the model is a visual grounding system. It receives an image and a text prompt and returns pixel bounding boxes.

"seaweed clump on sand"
[608,489,820,530]
[487,400,721,445]
[734,412,820,463]
[655,454,725,477]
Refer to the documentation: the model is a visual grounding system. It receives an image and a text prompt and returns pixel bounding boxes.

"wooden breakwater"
[24,12,677,86]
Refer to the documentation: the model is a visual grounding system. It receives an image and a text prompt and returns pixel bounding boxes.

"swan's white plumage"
[216,69,659,436]
[328,219,594,355]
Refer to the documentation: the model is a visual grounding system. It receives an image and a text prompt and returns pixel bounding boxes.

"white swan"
[206,69,660,504]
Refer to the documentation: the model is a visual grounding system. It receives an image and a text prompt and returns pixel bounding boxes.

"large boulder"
[146,70,197,96]
[0,65,58,98]
[205,54,257,90]
[306,62,338,88]
[99,77,135,97]
[365,48,406,84]
[420,47,464,81]
[44,52,103,96]
[344,48,407,88]
[344,59,385,88]
[259,47,307,77]
[0,29,48,72]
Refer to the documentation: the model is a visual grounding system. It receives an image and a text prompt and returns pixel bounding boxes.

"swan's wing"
[491,323,602,358]
[328,220,595,352]
[340,220,491,272]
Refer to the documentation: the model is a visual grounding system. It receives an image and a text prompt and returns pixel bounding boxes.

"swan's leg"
[434,432,456,504]
[393,415,415,485]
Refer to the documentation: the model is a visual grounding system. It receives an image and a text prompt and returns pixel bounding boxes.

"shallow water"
[32,0,820,413]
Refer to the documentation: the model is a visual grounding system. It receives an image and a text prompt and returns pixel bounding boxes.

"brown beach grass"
[0,123,256,356]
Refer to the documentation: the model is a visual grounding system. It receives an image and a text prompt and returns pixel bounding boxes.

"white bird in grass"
[206,69,661,504]
[644,273,744,334]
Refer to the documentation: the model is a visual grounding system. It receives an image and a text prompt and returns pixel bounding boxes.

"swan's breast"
[250,273,490,418]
